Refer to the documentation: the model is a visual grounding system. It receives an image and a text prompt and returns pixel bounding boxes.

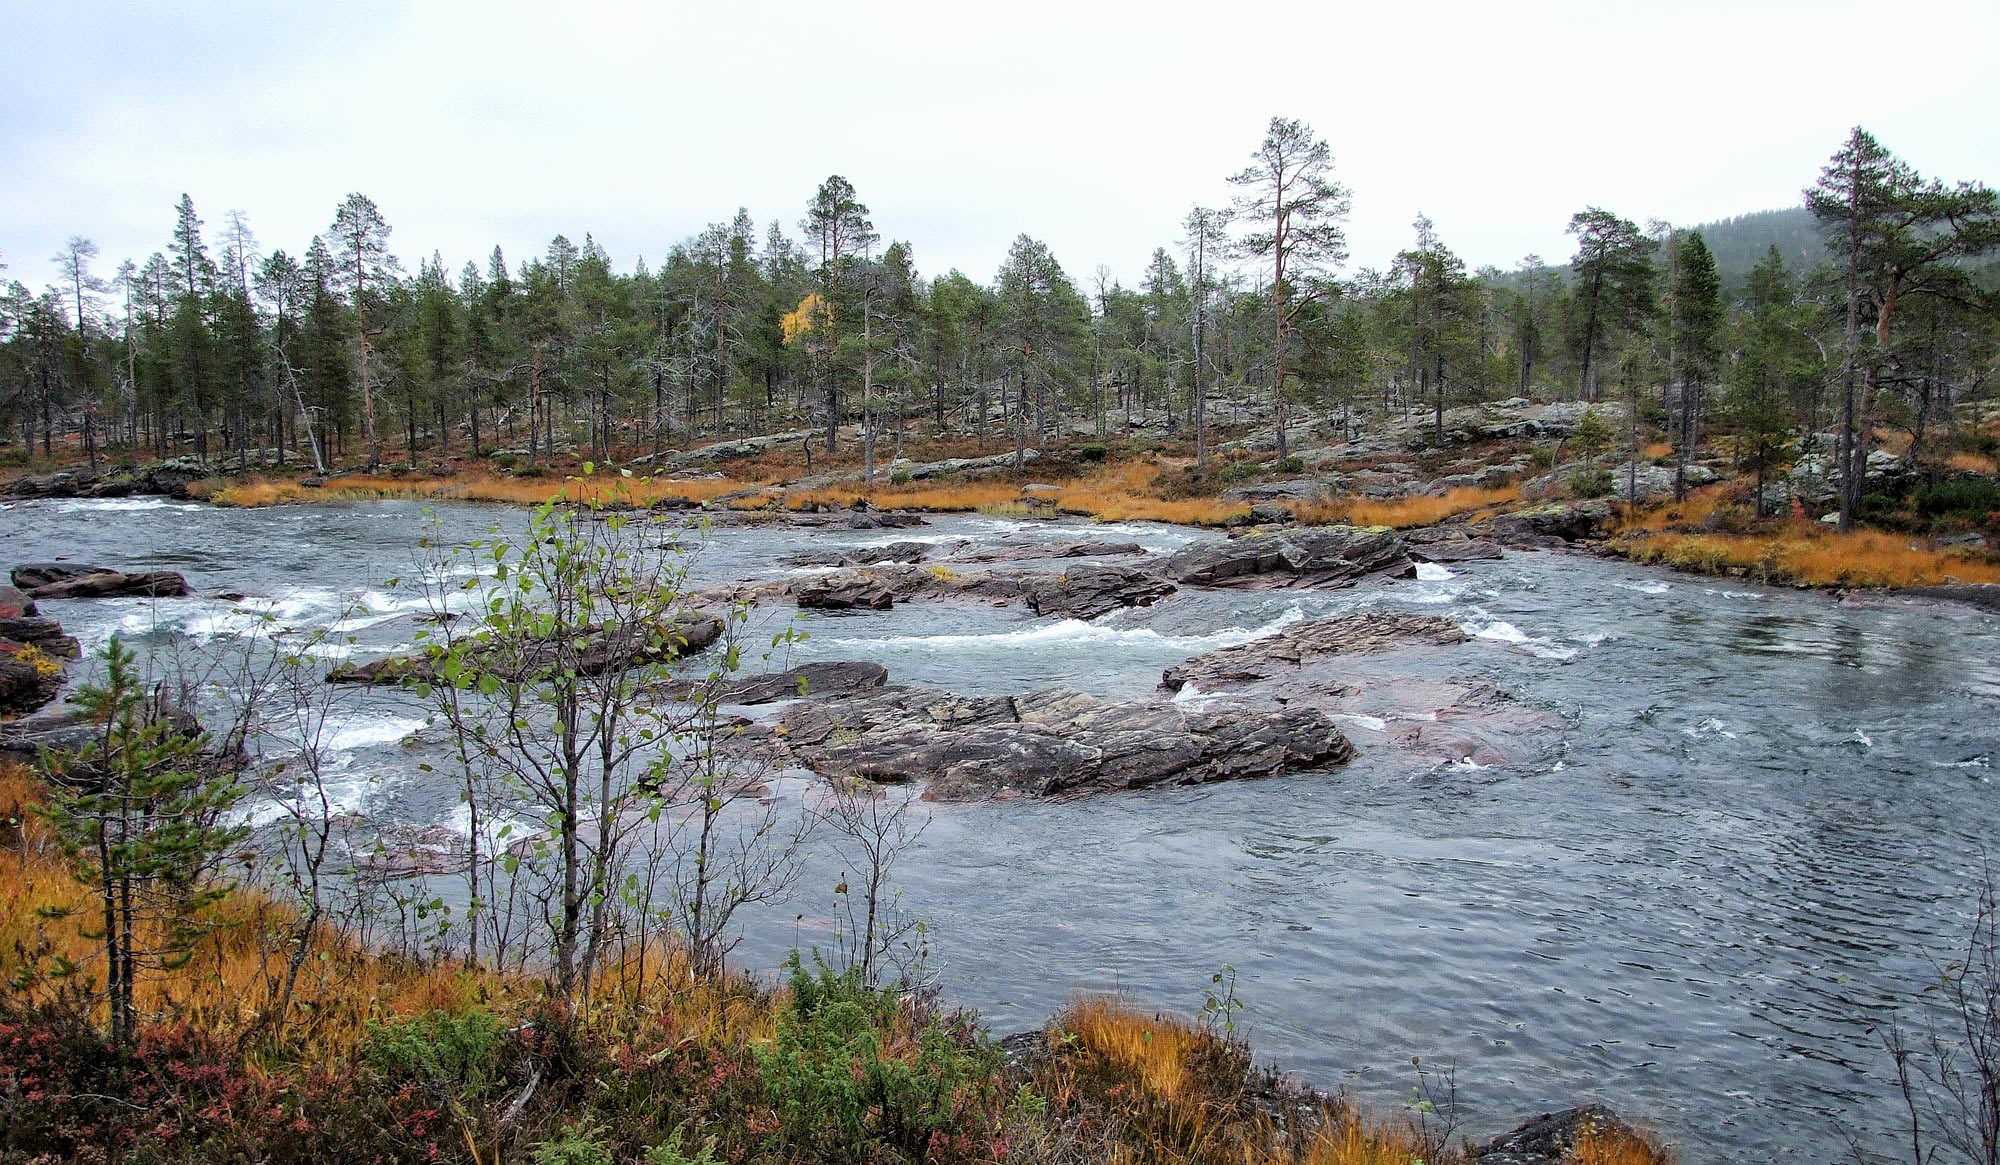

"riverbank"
[0,763,1669,1164]
[10,433,1997,596]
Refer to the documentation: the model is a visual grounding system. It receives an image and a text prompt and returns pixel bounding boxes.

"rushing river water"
[7,494,1999,1161]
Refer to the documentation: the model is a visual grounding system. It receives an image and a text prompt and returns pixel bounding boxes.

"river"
[6,494,1997,1161]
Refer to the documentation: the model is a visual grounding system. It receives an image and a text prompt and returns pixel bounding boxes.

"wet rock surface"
[672,660,890,706]
[12,563,192,600]
[1472,1105,1637,1164]
[730,561,1177,621]
[0,585,77,716]
[1472,501,1614,548]
[1161,525,1413,588]
[1163,613,1562,771]
[749,683,1354,801]
[328,613,723,685]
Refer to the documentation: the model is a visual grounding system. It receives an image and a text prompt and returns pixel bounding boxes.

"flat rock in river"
[1164,612,1563,771]
[668,660,890,706]
[752,684,1353,801]
[738,562,1175,621]
[1161,525,1413,588]
[329,613,723,685]
[12,563,192,599]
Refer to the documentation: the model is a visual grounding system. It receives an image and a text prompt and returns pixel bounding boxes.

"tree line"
[4,123,1996,517]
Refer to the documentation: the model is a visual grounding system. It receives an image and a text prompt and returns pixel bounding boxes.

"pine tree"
[42,637,246,1047]
[329,193,397,471]
[1565,208,1657,401]
[1670,232,1722,499]
[1229,117,1351,460]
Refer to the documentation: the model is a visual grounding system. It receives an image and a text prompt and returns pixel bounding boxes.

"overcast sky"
[4,0,1996,300]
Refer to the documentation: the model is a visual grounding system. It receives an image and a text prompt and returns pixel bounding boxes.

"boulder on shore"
[1474,501,1613,548]
[12,563,192,600]
[0,585,78,716]
[753,683,1353,801]
[328,613,724,685]
[1161,525,1413,588]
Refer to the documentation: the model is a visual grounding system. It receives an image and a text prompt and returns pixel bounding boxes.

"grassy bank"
[0,765,1671,1164]
[1608,484,2000,588]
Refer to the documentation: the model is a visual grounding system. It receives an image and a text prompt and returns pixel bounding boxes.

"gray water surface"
[7,494,1997,1161]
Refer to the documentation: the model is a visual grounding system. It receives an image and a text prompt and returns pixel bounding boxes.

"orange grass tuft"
[1621,526,2000,588]
[1299,485,1520,529]
[1948,451,1999,476]
[210,470,768,510]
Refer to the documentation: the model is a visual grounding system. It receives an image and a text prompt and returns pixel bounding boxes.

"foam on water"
[1465,618,1578,661]
[1415,563,1455,582]
[1616,579,1672,595]
[842,605,1304,654]
[322,713,427,753]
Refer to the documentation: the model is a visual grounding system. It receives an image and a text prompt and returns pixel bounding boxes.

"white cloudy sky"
[3,0,1996,295]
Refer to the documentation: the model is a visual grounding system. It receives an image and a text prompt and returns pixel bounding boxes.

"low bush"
[1916,478,2000,521]
[1569,468,1614,499]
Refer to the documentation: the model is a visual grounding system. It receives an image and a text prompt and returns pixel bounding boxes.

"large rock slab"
[329,613,724,685]
[0,585,77,716]
[13,563,192,600]
[1162,613,1563,772]
[677,660,890,705]
[1162,613,1469,692]
[758,684,1353,801]
[738,562,1176,621]
[947,540,1146,564]
[1161,525,1413,588]
[1473,501,1614,548]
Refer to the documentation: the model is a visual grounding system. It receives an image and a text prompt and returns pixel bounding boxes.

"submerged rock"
[12,563,192,600]
[755,683,1353,801]
[783,541,938,568]
[1161,525,1413,588]
[1906,582,2000,614]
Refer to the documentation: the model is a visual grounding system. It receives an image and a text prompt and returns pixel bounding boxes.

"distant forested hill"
[1687,207,1826,284]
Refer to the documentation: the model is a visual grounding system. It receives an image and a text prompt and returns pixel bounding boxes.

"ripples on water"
[5,496,1997,1161]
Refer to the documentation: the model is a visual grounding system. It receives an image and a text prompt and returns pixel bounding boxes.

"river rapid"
[6,494,1998,1161]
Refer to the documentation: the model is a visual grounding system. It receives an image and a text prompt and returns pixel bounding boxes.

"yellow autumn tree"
[780,292,830,347]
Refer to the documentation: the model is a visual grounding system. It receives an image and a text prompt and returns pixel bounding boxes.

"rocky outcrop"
[1403,527,1506,563]
[0,586,77,717]
[888,448,1039,481]
[1162,613,1469,692]
[13,563,192,600]
[754,684,1353,801]
[694,660,890,705]
[784,541,939,568]
[328,613,724,685]
[3,457,210,500]
[1474,501,1614,548]
[1473,1105,1638,1164]
[949,540,1146,564]
[746,562,1176,621]
[1161,612,1563,772]
[1160,525,1413,588]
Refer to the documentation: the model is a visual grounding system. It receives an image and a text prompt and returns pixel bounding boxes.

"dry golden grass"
[1061,999,1673,1165]
[211,471,765,510]
[0,764,762,1063]
[1641,442,1674,461]
[1621,527,2000,588]
[1299,485,1519,529]
[791,459,1258,525]
[1948,451,1999,476]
